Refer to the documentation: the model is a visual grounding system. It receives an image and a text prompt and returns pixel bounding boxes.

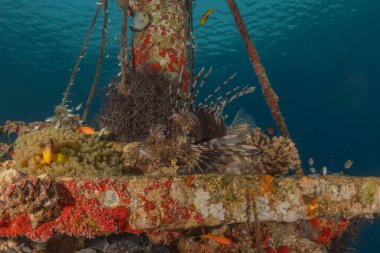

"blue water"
[0,0,379,251]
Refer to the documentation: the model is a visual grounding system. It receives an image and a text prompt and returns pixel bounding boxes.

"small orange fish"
[199,234,232,245]
[200,8,214,26]
[77,126,95,135]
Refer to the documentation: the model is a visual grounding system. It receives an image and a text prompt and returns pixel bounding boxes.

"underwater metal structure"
[128,0,190,90]
[0,0,379,252]
[1,170,380,237]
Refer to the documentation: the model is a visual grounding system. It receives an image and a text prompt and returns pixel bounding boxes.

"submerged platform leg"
[125,0,190,90]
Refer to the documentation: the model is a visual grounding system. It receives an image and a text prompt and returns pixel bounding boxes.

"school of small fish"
[322,165,328,176]
[44,102,83,128]
[308,157,314,166]
[307,156,353,177]
[344,159,353,169]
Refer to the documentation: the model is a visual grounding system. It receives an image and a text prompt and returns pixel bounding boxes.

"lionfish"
[137,67,258,175]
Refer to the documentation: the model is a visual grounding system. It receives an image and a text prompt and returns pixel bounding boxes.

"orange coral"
[306,197,318,217]
[262,175,273,194]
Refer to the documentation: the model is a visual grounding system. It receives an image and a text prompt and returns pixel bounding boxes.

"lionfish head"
[138,124,172,159]
[148,124,172,141]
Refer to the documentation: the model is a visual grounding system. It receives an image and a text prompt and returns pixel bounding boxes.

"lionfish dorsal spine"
[216,86,256,115]
[183,66,206,111]
[172,66,255,118]
[201,86,241,109]
[199,72,237,106]
[192,66,213,105]
[171,65,185,112]
[191,66,205,91]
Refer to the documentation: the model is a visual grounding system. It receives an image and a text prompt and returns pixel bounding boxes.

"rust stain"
[262,175,273,194]
[306,197,318,217]
[308,217,349,245]
[183,175,195,187]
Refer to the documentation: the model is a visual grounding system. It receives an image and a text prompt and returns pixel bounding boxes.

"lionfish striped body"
[137,67,258,175]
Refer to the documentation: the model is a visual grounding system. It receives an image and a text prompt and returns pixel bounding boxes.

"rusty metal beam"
[226,0,289,139]
[0,169,379,241]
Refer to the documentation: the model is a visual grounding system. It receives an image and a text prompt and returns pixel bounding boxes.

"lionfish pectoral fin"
[88,237,109,251]
[227,108,257,135]
[205,134,249,145]
[179,135,259,175]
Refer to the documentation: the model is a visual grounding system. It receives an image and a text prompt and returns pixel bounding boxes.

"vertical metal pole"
[128,0,190,91]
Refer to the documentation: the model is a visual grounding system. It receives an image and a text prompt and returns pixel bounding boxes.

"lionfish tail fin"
[177,135,259,175]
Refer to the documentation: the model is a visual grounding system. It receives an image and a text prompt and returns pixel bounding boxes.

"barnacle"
[0,176,63,229]
[13,127,124,177]
[243,127,301,176]
[97,69,176,142]
[0,238,31,253]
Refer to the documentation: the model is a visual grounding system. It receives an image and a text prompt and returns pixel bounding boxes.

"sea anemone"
[13,127,124,177]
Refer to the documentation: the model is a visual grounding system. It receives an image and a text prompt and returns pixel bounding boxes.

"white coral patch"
[330,184,356,200]
[373,186,380,209]
[0,169,22,183]
[103,190,119,207]
[255,196,272,221]
[194,188,225,221]
[209,202,225,221]
[277,202,290,213]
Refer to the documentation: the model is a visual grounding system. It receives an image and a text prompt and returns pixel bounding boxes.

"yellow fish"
[54,153,67,164]
[200,8,214,26]
[42,138,55,165]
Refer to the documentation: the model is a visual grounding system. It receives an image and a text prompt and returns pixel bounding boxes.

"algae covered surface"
[12,127,124,177]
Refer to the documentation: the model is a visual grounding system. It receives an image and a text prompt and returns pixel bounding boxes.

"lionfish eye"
[162,129,171,138]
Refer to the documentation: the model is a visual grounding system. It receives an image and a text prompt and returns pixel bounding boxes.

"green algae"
[226,192,238,202]
[360,178,377,205]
